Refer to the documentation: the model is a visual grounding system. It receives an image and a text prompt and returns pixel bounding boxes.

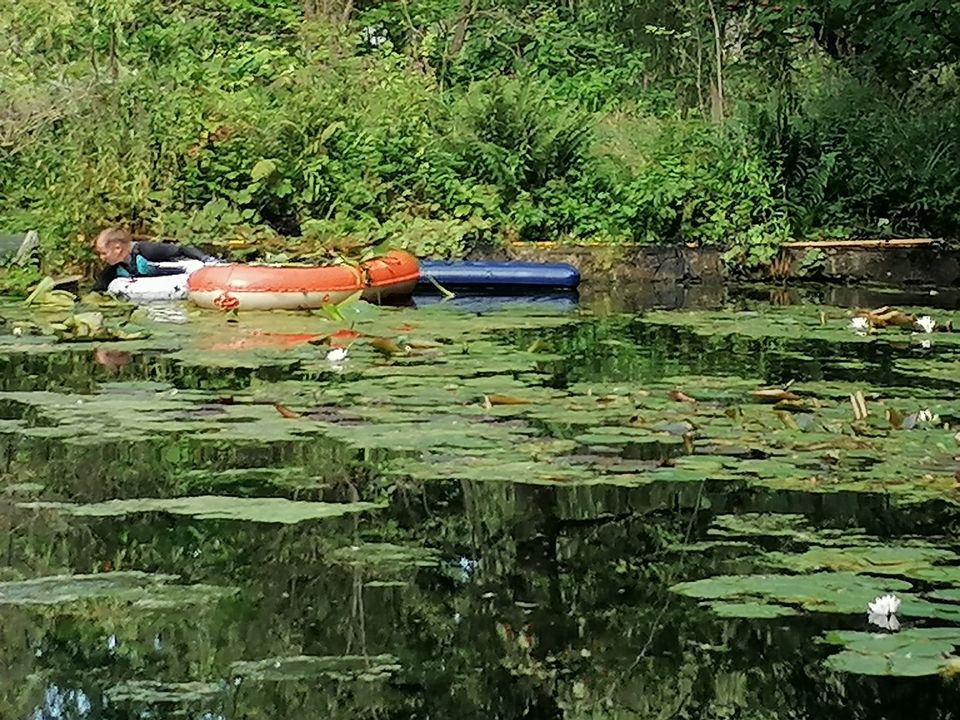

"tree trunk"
[108,25,119,81]
[448,0,479,59]
[705,0,724,121]
[303,0,353,24]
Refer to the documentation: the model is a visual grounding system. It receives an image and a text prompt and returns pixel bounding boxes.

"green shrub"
[2,0,959,283]
[751,71,960,239]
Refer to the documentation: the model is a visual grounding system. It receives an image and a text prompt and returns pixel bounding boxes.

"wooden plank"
[781,238,939,249]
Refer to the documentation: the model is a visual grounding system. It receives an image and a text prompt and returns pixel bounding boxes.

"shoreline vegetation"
[2,0,959,291]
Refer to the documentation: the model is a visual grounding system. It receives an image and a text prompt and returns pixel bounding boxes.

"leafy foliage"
[0,0,958,283]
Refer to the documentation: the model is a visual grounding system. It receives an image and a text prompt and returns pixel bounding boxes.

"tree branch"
[448,0,480,59]
[705,0,724,120]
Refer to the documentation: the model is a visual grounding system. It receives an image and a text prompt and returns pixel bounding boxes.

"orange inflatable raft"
[186,250,420,311]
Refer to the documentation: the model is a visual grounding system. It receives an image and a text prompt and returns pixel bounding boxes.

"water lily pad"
[19,496,382,524]
[709,513,865,544]
[669,540,755,553]
[822,628,960,677]
[1,482,45,495]
[928,588,960,603]
[765,545,959,576]
[231,654,401,682]
[672,571,913,615]
[328,543,441,568]
[386,457,602,486]
[0,572,234,607]
[104,680,224,704]
[316,419,532,452]
[908,566,960,585]
[709,601,800,619]
[826,650,945,677]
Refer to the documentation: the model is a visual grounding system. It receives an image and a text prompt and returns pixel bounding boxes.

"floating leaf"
[53,311,150,343]
[752,389,800,403]
[850,391,869,421]
[826,649,945,677]
[672,571,913,615]
[929,589,960,603]
[941,657,960,677]
[105,681,224,704]
[0,572,234,608]
[23,276,56,305]
[856,307,915,329]
[274,403,301,419]
[24,277,76,307]
[822,628,960,677]
[483,394,532,406]
[709,601,799,619]
[765,545,959,576]
[20,496,382,525]
[231,654,401,682]
[774,410,799,430]
[709,514,865,545]
[369,337,404,357]
[328,543,440,568]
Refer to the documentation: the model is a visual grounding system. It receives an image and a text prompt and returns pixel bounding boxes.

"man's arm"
[91,265,119,292]
[136,241,210,262]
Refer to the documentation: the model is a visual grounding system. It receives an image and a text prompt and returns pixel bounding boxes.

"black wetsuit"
[93,241,211,292]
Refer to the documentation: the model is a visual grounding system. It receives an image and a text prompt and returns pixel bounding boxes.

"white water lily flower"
[850,317,870,335]
[917,409,935,424]
[921,339,932,349]
[326,347,348,371]
[868,593,901,616]
[327,347,348,363]
[868,612,901,632]
[915,315,936,333]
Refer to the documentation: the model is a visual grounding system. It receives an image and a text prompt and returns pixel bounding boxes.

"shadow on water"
[0,288,959,719]
[529,316,960,394]
[417,279,959,316]
[7,479,960,720]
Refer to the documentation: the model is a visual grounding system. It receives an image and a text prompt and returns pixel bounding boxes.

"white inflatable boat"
[106,259,205,303]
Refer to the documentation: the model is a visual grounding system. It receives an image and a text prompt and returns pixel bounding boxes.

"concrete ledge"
[502,243,725,283]
[499,242,960,287]
[808,246,960,286]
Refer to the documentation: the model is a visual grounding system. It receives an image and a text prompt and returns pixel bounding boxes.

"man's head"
[94,228,133,265]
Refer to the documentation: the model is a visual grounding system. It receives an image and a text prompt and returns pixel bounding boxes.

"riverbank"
[500,241,960,288]
[5,2,960,280]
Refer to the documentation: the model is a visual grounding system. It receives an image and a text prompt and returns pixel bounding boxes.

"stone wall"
[812,246,960,286]
[500,242,960,287]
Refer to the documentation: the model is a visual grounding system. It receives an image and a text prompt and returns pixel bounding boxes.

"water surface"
[1,285,959,719]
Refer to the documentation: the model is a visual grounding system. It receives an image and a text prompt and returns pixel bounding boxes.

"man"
[92,228,217,292]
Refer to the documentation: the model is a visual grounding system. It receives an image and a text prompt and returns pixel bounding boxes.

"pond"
[0,283,959,719]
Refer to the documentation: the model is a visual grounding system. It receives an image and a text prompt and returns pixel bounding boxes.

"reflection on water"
[412,290,580,314]
[140,302,189,325]
[31,686,91,720]
[0,287,957,719]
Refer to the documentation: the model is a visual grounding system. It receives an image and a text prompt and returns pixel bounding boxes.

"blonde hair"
[95,228,133,250]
